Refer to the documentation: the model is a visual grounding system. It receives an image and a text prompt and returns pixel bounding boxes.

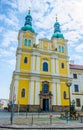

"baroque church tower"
[9,10,71,111]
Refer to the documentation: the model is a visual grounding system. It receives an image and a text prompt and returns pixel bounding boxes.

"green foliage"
[33,44,38,48]
[70,100,77,115]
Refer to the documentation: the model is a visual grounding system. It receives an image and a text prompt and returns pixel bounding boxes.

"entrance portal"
[43,99,49,111]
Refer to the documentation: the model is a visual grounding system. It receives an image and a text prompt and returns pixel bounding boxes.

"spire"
[21,8,35,33]
[24,8,32,26]
[51,15,64,39]
[28,7,30,14]
[56,14,58,22]
[54,15,61,33]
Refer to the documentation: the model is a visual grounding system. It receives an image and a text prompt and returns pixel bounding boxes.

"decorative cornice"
[13,71,72,81]
[16,47,58,56]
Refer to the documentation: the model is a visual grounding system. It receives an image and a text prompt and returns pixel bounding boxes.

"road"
[0,108,10,118]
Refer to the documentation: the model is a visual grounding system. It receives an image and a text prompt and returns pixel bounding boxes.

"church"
[9,10,72,112]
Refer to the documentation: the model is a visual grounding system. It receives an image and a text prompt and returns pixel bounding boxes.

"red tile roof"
[69,64,83,70]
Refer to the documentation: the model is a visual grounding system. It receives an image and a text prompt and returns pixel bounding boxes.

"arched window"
[62,46,64,53]
[59,46,61,52]
[24,57,28,63]
[61,63,64,68]
[24,39,31,46]
[43,84,49,93]
[63,91,66,99]
[21,88,25,98]
[43,62,48,72]
[27,40,31,46]
[24,39,27,46]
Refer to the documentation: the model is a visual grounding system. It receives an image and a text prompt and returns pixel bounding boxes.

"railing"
[0,112,83,130]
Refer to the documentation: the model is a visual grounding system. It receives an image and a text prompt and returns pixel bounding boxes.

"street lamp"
[66,82,72,117]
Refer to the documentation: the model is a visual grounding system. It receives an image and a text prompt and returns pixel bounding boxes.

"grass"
[13,116,65,125]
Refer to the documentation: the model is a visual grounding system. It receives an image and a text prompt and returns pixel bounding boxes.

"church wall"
[60,80,69,106]
[58,59,68,76]
[20,53,31,72]
[40,55,51,73]
[17,79,29,105]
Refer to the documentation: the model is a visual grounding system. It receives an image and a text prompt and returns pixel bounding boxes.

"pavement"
[0,109,83,129]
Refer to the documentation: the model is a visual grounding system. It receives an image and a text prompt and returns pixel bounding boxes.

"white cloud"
[0,13,19,29]
[1,30,18,47]
[7,59,16,66]
[17,0,31,12]
[0,0,19,29]
[75,44,83,52]
[0,27,4,33]
[0,14,6,21]
[70,54,83,65]
[0,48,14,57]
[10,47,16,51]
[1,0,17,8]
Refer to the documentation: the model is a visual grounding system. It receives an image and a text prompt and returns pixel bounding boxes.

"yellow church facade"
[9,11,71,111]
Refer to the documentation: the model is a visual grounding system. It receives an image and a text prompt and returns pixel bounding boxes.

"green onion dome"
[51,16,64,39]
[21,9,35,33]
[52,32,64,39]
[21,25,35,33]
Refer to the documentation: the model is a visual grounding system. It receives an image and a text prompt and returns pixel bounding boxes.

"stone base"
[52,105,69,112]
[8,104,40,112]
[8,104,69,112]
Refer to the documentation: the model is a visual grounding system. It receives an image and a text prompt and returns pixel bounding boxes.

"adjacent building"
[0,99,9,108]
[70,63,83,111]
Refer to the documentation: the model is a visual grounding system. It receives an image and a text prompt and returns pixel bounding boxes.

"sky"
[0,0,83,99]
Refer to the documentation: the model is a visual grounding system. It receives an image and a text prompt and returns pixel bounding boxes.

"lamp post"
[10,99,14,125]
[66,82,72,117]
[10,88,16,125]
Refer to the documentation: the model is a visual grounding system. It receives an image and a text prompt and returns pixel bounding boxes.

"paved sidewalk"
[1,122,83,129]
[0,111,83,129]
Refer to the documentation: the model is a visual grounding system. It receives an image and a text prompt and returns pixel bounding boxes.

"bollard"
[26,109,27,118]
[49,113,53,125]
[10,103,14,125]
[31,114,33,125]
[10,111,13,125]
[66,112,70,123]
[38,109,40,118]
[80,116,83,123]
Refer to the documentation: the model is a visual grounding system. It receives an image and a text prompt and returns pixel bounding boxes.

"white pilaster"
[67,60,70,77]
[36,55,40,72]
[15,54,21,72]
[57,83,61,105]
[42,41,43,49]
[51,58,55,74]
[52,82,56,105]
[49,41,52,49]
[66,43,68,56]
[35,81,40,105]
[56,58,59,74]
[29,80,34,104]
[18,31,23,48]
[31,55,35,72]
[14,76,19,103]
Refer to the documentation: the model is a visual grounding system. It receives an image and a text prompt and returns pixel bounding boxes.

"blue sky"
[0,0,83,99]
